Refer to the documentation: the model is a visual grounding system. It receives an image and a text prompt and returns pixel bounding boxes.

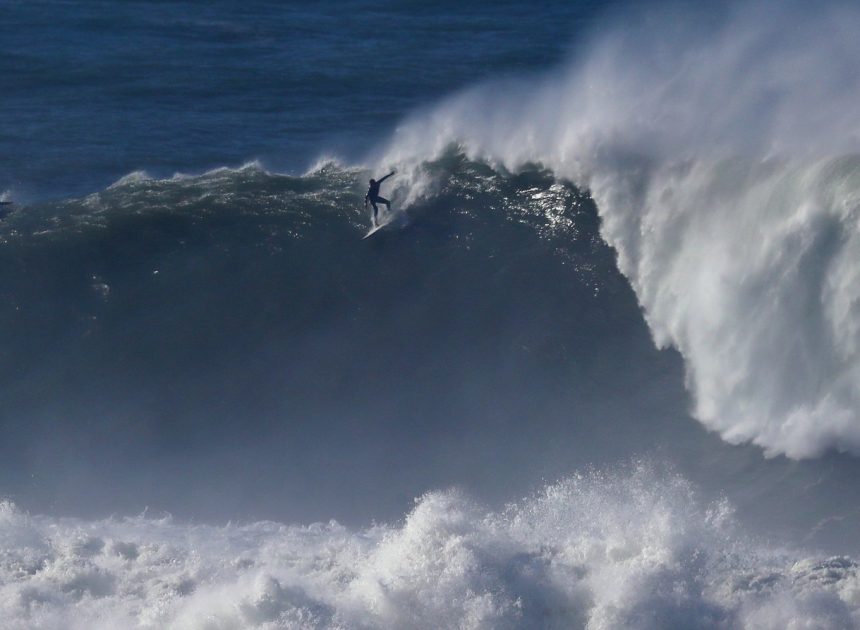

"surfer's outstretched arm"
[377,170,395,184]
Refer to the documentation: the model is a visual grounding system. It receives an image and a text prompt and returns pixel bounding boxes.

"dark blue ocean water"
[1,0,615,201]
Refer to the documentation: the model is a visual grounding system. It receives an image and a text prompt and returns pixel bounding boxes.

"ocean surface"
[3,0,860,627]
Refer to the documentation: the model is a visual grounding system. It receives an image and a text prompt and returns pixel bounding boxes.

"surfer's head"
[369,179,376,185]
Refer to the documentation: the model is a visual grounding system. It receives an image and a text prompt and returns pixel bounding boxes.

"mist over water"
[4,0,860,627]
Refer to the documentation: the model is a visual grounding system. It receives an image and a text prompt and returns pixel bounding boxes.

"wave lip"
[1,465,859,629]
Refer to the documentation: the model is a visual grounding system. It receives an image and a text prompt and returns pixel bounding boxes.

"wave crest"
[379,1,860,458]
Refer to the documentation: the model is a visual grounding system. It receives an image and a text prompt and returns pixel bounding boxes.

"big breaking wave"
[379,0,860,458]
[3,154,858,629]
[4,2,860,627]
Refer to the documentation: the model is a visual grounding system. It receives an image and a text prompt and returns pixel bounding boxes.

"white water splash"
[379,1,860,458]
[1,465,858,629]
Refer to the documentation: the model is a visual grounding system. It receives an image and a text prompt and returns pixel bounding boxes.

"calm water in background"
[1,0,615,201]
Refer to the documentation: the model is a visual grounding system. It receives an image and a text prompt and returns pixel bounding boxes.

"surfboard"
[363,208,407,239]
[361,213,397,240]
[363,220,391,239]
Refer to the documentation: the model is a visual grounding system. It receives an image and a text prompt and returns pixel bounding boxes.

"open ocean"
[3,1,860,627]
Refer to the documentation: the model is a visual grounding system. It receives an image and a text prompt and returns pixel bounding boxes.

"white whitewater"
[2,464,858,629]
[380,1,860,458]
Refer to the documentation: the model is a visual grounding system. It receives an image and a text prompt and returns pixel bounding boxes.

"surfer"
[365,170,395,226]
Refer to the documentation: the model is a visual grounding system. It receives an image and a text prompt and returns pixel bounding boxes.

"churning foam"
[1,464,858,629]
[379,1,860,458]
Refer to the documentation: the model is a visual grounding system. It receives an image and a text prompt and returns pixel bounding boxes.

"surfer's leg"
[376,196,390,210]
[370,201,379,225]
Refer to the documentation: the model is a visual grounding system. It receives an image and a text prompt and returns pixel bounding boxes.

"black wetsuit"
[365,172,394,221]
[367,180,383,200]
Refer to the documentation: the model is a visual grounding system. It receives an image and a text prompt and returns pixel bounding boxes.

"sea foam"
[1,465,858,629]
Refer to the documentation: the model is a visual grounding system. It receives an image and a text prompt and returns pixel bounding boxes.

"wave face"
[379,1,860,458]
[4,159,689,526]
[2,464,859,630]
